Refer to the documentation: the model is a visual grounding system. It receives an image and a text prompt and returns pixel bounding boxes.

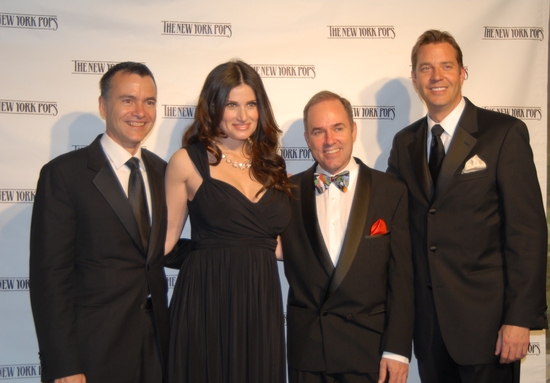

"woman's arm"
[164,149,192,255]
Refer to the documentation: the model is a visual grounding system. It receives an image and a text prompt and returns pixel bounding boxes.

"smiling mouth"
[430,87,446,91]
[128,121,146,127]
[324,148,340,154]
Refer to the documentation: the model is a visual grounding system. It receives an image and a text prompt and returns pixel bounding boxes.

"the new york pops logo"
[250,64,316,79]
[0,100,57,116]
[328,25,395,39]
[483,26,544,41]
[162,21,232,37]
[0,13,57,30]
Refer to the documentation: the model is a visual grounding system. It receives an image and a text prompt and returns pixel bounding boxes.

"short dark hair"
[303,90,354,132]
[411,29,464,71]
[99,62,156,99]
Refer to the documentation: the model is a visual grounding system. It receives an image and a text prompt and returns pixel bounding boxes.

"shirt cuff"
[382,351,409,364]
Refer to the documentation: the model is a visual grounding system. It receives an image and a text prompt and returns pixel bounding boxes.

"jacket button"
[140,303,147,311]
[346,314,353,320]
[322,311,328,316]
[429,208,436,214]
[430,246,437,252]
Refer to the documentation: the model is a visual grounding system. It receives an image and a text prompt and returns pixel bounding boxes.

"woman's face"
[218,84,258,142]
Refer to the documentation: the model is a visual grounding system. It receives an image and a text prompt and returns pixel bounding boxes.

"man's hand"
[54,374,86,383]
[378,357,408,383]
[494,324,530,363]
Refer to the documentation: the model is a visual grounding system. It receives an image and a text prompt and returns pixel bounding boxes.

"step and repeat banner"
[0,0,548,381]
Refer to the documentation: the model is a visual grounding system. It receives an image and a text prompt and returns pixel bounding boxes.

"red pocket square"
[370,219,387,236]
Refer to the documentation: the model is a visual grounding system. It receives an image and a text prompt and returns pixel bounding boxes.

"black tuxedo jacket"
[281,158,414,374]
[30,135,169,382]
[387,98,547,365]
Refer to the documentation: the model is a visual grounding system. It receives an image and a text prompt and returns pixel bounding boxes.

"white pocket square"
[462,155,486,174]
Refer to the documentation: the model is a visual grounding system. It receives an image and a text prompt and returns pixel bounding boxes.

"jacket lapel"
[142,150,164,261]
[434,99,478,199]
[300,164,335,277]
[327,159,371,296]
[407,120,431,200]
[88,135,145,255]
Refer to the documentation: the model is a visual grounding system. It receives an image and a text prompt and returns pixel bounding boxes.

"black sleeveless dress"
[168,143,290,383]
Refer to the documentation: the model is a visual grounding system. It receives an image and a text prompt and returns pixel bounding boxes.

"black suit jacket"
[30,134,169,382]
[281,158,414,374]
[387,98,548,365]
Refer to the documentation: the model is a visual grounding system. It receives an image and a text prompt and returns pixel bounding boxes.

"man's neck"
[427,97,462,123]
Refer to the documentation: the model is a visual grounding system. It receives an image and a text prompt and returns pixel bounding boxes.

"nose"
[133,102,145,118]
[236,106,248,121]
[431,66,443,81]
[325,130,336,145]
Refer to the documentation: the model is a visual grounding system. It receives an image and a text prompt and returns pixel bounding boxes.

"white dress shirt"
[426,97,466,157]
[315,158,408,364]
[100,134,152,223]
[315,158,359,266]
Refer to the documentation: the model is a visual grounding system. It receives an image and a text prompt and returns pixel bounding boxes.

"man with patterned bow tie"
[387,30,547,383]
[281,90,414,383]
[30,62,170,383]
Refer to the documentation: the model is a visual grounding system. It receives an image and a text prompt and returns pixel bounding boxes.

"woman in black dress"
[164,60,293,383]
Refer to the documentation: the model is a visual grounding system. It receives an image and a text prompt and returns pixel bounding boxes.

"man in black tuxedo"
[30,62,169,383]
[387,30,547,383]
[281,91,414,383]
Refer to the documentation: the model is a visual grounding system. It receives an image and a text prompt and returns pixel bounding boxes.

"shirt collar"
[100,133,143,170]
[316,156,359,176]
[315,157,359,188]
[427,96,466,137]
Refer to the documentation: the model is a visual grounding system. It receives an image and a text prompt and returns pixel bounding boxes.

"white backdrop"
[0,1,548,381]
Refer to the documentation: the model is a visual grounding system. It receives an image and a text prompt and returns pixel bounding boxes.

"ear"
[352,122,357,142]
[459,66,466,85]
[303,128,310,146]
[98,96,106,119]
[411,70,418,90]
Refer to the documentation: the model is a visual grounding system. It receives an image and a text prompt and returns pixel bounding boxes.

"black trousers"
[289,368,379,383]
[417,313,518,383]
[135,301,163,383]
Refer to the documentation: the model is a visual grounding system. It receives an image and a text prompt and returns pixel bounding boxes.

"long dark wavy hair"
[183,60,293,197]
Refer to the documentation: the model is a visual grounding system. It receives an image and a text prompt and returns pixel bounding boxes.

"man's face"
[99,71,157,154]
[304,98,357,175]
[412,42,466,122]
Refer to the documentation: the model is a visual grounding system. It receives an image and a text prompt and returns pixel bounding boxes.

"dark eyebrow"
[117,95,157,102]
[226,98,257,104]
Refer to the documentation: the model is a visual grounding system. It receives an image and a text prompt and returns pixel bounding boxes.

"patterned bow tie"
[314,171,349,194]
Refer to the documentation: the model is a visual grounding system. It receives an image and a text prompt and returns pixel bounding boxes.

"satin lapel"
[407,120,431,200]
[142,151,164,261]
[327,160,371,296]
[300,165,334,277]
[434,101,478,199]
[88,138,144,254]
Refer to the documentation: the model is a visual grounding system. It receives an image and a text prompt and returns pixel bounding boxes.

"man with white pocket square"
[282,91,414,383]
[387,29,547,383]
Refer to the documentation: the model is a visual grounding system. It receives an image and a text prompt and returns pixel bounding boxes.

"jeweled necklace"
[221,153,251,170]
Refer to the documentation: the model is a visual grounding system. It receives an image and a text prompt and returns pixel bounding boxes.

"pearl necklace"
[221,153,251,170]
